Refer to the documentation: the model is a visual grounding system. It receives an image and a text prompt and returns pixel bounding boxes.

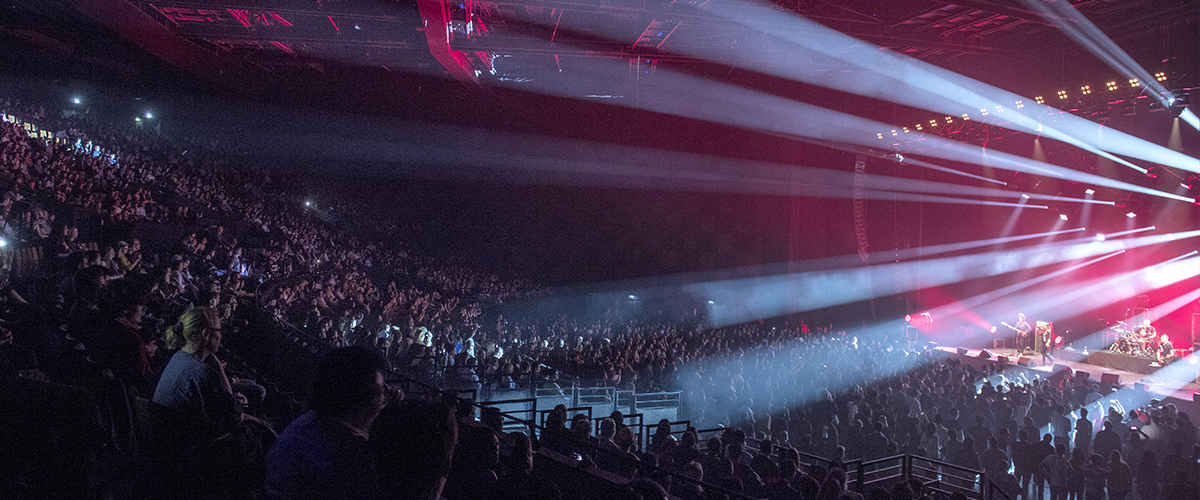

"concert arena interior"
[1,1,1199,499]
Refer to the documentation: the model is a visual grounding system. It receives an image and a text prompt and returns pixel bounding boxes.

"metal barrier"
[575,386,616,414]
[616,413,646,451]
[534,382,574,417]
[537,406,593,427]
[616,390,636,416]
[860,454,908,492]
[633,391,681,425]
[644,419,690,452]
[986,479,1014,500]
[906,455,985,500]
[481,397,538,433]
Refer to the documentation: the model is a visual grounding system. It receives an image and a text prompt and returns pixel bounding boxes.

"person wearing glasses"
[152,306,240,432]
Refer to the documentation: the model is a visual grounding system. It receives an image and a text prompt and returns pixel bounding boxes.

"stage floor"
[934,346,1200,403]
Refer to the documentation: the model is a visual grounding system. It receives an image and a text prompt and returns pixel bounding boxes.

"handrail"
[987,479,1013,500]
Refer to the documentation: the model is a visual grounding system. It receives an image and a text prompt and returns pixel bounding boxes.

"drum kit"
[1109,320,1158,358]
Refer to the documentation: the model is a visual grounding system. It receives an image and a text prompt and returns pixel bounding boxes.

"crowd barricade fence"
[907,454,986,500]
[632,391,681,429]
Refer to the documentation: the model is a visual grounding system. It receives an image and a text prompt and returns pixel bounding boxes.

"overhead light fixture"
[1129,78,1140,88]
[1106,81,1118,91]
[1035,96,1045,104]
[1058,90,1068,99]
[1097,234,1106,241]
[1084,189,1095,195]
[1081,85,1091,95]
[1021,194,1031,199]
[1126,212,1136,218]
[1059,214,1069,221]
[1154,72,1167,82]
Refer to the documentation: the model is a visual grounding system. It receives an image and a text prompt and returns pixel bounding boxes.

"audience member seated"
[265,346,389,500]
[152,306,241,435]
[370,398,459,500]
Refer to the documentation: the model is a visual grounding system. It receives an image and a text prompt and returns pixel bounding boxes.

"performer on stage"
[1158,334,1175,364]
[1136,319,1157,340]
[1037,322,1055,364]
[1015,313,1032,352]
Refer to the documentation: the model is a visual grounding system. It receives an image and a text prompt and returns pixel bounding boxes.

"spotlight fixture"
[945,116,953,124]
[1106,81,1119,91]
[961,113,970,121]
[1126,212,1136,218]
[305,201,311,206]
[1154,72,1167,82]
[1129,78,1140,88]
[628,295,637,300]
[1015,101,1024,108]
[1035,96,1045,104]
[903,127,910,133]
[877,133,884,139]
[891,129,898,136]
[1081,85,1091,95]
[930,120,938,127]
[915,124,922,131]
[145,112,153,119]
[989,326,997,334]
[980,109,989,116]
[72,97,81,104]
[1059,214,1068,221]
[1057,90,1068,99]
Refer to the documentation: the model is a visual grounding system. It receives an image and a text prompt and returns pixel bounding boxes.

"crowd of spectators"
[1,90,1198,500]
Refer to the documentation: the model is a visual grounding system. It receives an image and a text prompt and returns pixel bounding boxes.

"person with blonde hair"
[152,307,239,432]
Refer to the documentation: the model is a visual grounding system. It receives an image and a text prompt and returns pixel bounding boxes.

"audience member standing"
[1040,443,1073,500]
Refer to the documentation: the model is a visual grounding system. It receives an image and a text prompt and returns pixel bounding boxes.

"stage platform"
[933,345,1200,405]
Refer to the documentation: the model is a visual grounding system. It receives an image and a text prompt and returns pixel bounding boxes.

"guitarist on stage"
[1013,313,1032,352]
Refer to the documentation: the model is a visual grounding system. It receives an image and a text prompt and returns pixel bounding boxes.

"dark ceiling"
[2,0,1195,108]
